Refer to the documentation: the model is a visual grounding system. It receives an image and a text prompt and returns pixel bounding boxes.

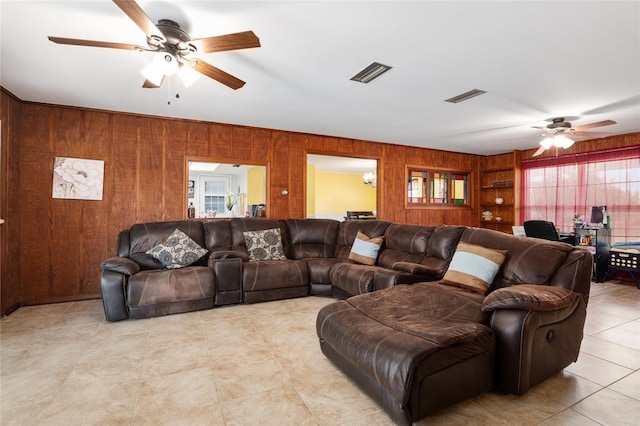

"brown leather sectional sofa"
[100,218,462,321]
[100,217,593,424]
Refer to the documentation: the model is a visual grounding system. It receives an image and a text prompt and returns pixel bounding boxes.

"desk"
[558,232,576,245]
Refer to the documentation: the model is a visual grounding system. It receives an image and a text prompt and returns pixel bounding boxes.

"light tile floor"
[1,280,638,425]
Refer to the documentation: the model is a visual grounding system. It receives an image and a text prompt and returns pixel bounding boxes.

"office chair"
[523,220,575,244]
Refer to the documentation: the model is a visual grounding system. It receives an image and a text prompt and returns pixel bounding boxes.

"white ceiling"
[308,154,376,174]
[1,1,639,156]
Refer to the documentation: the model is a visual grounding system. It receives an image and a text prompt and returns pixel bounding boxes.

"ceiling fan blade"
[532,146,546,157]
[112,0,165,41]
[193,60,246,90]
[574,120,617,131]
[572,131,611,138]
[142,77,163,88]
[48,36,142,51]
[191,31,261,53]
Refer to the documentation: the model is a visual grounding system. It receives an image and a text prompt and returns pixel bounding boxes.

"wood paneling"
[1,90,22,315]
[2,91,638,310]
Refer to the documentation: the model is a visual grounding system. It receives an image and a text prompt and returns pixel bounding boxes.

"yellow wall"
[313,172,376,215]
[307,164,316,216]
[247,166,265,204]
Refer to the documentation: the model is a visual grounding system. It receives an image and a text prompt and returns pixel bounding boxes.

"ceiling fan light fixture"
[140,52,180,85]
[554,134,575,149]
[140,62,164,86]
[540,136,554,149]
[179,63,200,88]
[154,52,179,76]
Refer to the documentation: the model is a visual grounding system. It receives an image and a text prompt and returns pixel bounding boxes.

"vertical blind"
[521,146,640,243]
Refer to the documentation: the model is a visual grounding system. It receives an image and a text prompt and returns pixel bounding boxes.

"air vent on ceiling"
[350,62,392,84]
[445,89,487,103]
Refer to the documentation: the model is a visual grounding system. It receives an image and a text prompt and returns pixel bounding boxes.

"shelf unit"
[575,226,611,282]
[479,150,522,233]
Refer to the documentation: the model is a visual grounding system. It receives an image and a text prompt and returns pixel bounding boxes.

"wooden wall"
[1,91,22,315]
[1,92,483,310]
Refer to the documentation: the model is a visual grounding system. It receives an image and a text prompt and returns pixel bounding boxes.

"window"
[521,146,640,243]
[407,168,469,206]
[199,175,231,216]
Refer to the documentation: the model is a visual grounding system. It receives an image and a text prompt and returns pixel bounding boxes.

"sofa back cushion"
[229,218,291,258]
[548,249,593,303]
[335,220,392,261]
[286,219,339,259]
[203,220,233,252]
[460,227,573,290]
[128,220,207,270]
[377,224,434,268]
[420,225,466,277]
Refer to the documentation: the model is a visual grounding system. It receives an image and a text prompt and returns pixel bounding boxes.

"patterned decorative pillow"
[146,229,208,269]
[243,228,287,261]
[349,231,384,266]
[441,242,507,294]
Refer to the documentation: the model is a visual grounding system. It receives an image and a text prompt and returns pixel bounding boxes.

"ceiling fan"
[48,0,260,90]
[531,117,617,157]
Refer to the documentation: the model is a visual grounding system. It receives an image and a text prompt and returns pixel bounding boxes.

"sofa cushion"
[230,218,292,258]
[335,220,391,260]
[286,218,339,259]
[146,228,208,269]
[460,227,573,290]
[377,224,434,268]
[330,262,378,296]
[242,259,309,292]
[242,228,287,261]
[127,266,214,307]
[306,258,345,284]
[129,220,207,270]
[441,242,506,294]
[203,220,233,252]
[419,225,466,278]
[317,284,493,408]
[349,231,384,266]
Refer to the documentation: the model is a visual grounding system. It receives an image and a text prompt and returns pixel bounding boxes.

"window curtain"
[521,146,640,243]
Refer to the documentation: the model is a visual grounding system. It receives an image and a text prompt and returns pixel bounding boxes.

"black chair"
[523,220,575,244]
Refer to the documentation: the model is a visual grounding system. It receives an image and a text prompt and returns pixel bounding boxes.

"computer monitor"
[590,206,606,224]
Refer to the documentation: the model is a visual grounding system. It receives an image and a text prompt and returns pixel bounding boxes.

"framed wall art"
[52,157,104,200]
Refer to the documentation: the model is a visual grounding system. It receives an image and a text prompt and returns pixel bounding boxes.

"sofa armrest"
[100,270,130,322]
[208,250,249,264]
[482,284,580,313]
[485,285,586,395]
[391,262,439,279]
[373,268,433,291]
[211,257,243,305]
[100,257,140,276]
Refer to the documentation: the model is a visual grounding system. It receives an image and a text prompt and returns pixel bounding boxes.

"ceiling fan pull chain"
[167,76,171,105]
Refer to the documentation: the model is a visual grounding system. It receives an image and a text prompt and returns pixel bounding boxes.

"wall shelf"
[479,151,522,234]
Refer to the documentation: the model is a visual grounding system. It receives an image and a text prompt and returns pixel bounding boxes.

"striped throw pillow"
[349,231,384,266]
[441,242,507,294]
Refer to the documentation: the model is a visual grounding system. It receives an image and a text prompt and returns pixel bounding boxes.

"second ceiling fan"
[532,117,617,157]
[48,0,260,90]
